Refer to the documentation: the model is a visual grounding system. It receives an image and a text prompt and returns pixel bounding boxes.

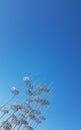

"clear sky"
[0,0,81,130]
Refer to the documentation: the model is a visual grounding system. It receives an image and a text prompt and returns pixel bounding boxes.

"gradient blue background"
[0,0,81,130]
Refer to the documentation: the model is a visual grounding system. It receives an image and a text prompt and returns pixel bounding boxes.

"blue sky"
[0,0,81,130]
